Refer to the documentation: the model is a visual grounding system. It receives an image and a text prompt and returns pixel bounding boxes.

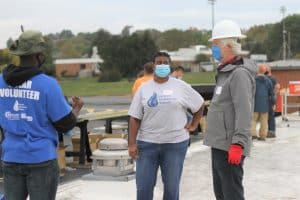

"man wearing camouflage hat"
[0,30,83,200]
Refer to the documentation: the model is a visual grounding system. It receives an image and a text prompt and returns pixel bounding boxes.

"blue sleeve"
[46,80,72,122]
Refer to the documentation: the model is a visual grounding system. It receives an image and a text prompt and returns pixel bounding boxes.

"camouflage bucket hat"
[8,30,47,56]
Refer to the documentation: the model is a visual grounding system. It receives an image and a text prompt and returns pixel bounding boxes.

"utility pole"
[208,0,217,70]
[208,0,216,30]
[280,6,287,60]
[288,31,292,58]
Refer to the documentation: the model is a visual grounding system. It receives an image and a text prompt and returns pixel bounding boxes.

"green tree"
[264,15,300,61]
[245,14,300,60]
[97,31,158,79]
[59,30,74,39]
[244,24,272,55]
[91,29,112,57]
[295,53,300,59]
[284,14,300,58]
[0,48,19,69]
[135,29,162,48]
[195,54,210,63]
[264,23,282,60]
[157,29,210,51]
[121,25,133,37]
[40,36,55,76]
[48,29,94,59]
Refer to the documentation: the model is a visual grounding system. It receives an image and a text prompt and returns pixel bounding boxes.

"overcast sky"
[0,0,299,48]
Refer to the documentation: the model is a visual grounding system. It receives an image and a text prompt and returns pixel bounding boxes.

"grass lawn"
[60,77,133,96]
[60,72,216,97]
[183,72,215,84]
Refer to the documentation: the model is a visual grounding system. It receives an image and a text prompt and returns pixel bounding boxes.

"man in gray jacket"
[203,20,257,200]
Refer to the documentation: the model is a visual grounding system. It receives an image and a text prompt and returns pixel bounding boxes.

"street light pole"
[280,6,287,60]
[208,0,217,70]
[208,0,216,30]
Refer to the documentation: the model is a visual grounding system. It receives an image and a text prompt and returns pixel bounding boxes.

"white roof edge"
[55,58,103,64]
[268,59,300,67]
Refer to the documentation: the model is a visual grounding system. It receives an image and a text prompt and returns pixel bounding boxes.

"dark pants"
[211,148,245,200]
[136,140,189,200]
[0,145,2,178]
[274,112,281,117]
[268,107,276,134]
[2,159,59,200]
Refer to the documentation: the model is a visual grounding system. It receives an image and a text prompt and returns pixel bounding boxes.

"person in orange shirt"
[275,88,285,117]
[132,62,154,96]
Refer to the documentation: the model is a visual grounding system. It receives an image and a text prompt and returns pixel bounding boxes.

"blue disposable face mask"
[211,45,223,61]
[155,64,170,78]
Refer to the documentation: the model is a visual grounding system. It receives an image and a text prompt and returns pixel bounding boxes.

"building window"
[80,64,86,70]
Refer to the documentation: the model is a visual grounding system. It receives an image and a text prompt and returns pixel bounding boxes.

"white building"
[163,45,249,72]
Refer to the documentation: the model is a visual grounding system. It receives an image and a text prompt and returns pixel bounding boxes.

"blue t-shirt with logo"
[0,74,72,163]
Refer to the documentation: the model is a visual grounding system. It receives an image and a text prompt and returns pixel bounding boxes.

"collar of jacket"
[218,56,243,72]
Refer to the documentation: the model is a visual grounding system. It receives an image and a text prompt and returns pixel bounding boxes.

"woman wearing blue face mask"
[128,52,204,200]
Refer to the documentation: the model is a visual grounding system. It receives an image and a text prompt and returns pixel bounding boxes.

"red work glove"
[228,144,243,165]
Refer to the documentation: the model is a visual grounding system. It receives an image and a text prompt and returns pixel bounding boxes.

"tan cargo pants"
[251,112,269,139]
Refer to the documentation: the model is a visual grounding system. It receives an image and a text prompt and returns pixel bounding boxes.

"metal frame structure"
[282,91,300,126]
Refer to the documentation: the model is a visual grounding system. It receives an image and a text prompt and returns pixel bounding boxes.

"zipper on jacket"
[223,112,228,139]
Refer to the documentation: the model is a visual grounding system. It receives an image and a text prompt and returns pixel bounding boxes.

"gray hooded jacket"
[203,58,257,156]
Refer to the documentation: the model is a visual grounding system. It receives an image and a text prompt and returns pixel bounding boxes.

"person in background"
[128,51,204,200]
[203,20,257,200]
[170,65,193,124]
[251,64,275,141]
[136,69,144,79]
[275,89,283,117]
[0,30,84,200]
[171,65,184,79]
[264,65,280,138]
[131,62,154,96]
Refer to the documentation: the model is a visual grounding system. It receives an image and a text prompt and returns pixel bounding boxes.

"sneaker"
[267,132,276,138]
[252,136,258,140]
[257,137,266,141]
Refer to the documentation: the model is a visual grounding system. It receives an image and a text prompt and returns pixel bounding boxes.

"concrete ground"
[56,118,300,200]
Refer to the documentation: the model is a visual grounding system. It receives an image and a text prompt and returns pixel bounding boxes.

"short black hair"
[143,62,154,74]
[174,65,184,72]
[153,51,171,62]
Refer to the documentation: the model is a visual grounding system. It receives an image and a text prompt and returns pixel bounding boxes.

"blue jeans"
[268,106,276,133]
[2,159,59,200]
[136,140,189,200]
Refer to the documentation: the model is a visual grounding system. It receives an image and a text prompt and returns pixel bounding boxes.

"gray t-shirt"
[128,77,204,143]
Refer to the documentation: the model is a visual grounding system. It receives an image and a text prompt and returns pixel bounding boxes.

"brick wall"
[55,63,94,77]
[272,69,300,88]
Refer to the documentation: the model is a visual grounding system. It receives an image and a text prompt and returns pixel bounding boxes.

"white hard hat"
[209,20,246,41]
